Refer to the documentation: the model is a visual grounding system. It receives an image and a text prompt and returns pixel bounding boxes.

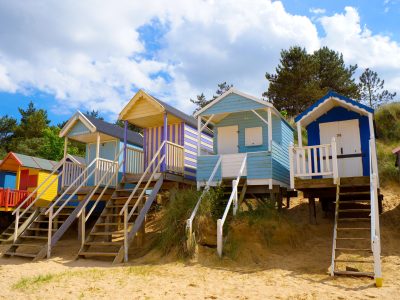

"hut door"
[217,125,238,154]
[319,119,363,177]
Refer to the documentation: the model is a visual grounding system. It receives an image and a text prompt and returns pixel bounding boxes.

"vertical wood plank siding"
[199,93,266,115]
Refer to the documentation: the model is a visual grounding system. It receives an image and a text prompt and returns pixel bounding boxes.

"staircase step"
[85,241,123,246]
[79,251,118,257]
[4,252,37,258]
[334,259,373,263]
[90,232,123,236]
[339,191,370,196]
[335,200,370,204]
[337,227,370,231]
[338,218,370,222]
[1,232,12,236]
[333,270,374,277]
[335,247,372,252]
[95,223,133,226]
[336,237,369,241]
[26,228,57,232]
[338,209,370,212]
[13,243,43,247]
[20,235,48,240]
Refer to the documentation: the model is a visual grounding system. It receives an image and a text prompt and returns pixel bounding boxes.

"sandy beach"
[0,187,399,299]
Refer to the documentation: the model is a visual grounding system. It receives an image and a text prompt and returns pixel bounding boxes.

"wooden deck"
[124,171,195,186]
[295,176,369,190]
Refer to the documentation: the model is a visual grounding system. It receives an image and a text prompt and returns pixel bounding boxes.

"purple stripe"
[180,123,184,146]
[184,174,196,181]
[143,129,147,169]
[185,144,197,153]
[185,123,213,138]
[184,159,197,167]
[184,166,196,173]
[185,152,197,160]
[184,130,213,146]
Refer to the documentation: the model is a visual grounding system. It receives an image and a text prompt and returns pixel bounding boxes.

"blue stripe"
[185,159,197,167]
[185,152,197,160]
[185,144,197,153]
[184,174,196,181]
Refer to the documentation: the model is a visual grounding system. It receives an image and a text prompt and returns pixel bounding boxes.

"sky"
[0,0,399,125]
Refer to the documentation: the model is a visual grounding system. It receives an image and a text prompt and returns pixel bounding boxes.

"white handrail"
[369,138,382,285]
[186,156,222,241]
[217,154,247,257]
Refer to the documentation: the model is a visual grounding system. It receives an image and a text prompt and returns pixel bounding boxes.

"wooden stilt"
[309,197,317,225]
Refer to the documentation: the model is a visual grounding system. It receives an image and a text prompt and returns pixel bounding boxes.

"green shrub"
[154,188,200,258]
[377,141,400,185]
[375,102,400,142]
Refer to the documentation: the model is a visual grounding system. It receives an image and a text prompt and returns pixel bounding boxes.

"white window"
[245,127,263,146]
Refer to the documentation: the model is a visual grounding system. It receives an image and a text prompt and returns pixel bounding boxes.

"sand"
[0,186,399,299]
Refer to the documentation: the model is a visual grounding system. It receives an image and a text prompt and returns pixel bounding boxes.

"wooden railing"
[217,154,247,257]
[126,147,144,174]
[96,158,118,187]
[0,188,31,211]
[119,141,167,262]
[62,161,86,188]
[165,141,184,174]
[289,137,338,188]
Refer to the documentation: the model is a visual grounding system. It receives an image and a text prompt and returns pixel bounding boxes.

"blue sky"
[0,0,399,125]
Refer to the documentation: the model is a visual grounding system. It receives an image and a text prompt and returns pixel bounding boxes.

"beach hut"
[3,114,143,260]
[290,91,382,285]
[78,89,213,263]
[0,152,58,211]
[187,88,294,256]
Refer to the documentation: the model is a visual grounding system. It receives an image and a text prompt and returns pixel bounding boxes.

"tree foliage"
[358,68,397,108]
[190,82,233,114]
[264,46,359,116]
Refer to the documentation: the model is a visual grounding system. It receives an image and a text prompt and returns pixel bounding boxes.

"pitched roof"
[295,91,374,126]
[0,152,58,172]
[67,154,86,165]
[84,114,143,147]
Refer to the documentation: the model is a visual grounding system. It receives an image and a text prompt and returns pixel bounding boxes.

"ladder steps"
[13,243,43,247]
[26,228,57,232]
[339,191,370,196]
[334,200,370,204]
[333,270,374,277]
[79,251,118,257]
[334,259,373,263]
[335,247,372,252]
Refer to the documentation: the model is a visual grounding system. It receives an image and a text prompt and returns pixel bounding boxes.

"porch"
[0,188,31,211]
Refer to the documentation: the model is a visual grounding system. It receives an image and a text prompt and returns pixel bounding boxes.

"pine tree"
[191,82,233,114]
[358,68,397,108]
[264,46,359,116]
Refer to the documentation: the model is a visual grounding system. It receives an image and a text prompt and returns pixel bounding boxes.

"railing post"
[289,143,294,189]
[232,179,238,216]
[217,219,223,257]
[331,138,338,183]
[80,208,85,247]
[14,209,19,242]
[124,208,128,263]
[5,188,10,212]
[47,207,53,258]
[123,120,128,177]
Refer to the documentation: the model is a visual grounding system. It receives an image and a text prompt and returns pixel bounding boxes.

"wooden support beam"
[251,110,268,125]
[268,108,272,151]
[197,117,201,156]
[308,197,317,225]
[297,122,302,148]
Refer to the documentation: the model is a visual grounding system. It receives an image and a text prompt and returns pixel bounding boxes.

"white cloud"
[309,8,326,14]
[320,7,400,93]
[0,1,398,119]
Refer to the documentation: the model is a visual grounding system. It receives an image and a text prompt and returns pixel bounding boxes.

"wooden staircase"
[0,208,40,243]
[331,180,376,277]
[78,175,164,263]
[3,192,94,260]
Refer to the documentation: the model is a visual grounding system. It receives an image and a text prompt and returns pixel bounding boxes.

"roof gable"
[0,152,58,172]
[295,91,374,127]
[195,88,270,117]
